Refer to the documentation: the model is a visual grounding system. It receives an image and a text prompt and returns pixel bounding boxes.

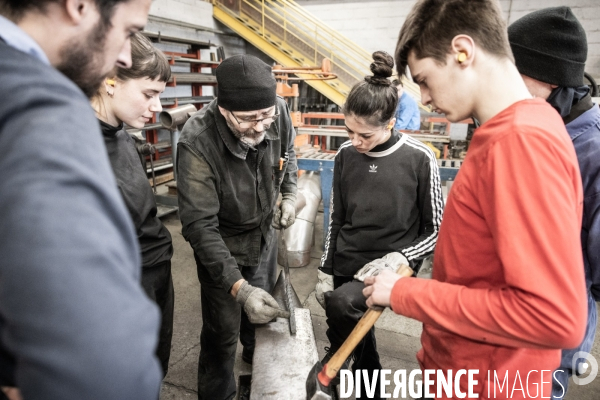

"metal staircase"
[209,0,425,108]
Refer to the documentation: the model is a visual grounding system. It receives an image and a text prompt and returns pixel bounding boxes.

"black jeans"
[196,233,278,400]
[141,259,175,378]
[325,276,382,399]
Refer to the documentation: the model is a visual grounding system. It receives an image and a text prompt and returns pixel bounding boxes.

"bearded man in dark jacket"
[177,54,297,400]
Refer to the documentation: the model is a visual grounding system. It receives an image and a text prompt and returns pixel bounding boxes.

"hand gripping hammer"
[305,263,414,400]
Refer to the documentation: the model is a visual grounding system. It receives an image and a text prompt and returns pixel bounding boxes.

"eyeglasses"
[230,111,280,128]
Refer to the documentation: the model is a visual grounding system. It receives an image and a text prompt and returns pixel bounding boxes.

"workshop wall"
[296,0,600,79]
[146,0,275,96]
[147,0,245,59]
[141,0,276,142]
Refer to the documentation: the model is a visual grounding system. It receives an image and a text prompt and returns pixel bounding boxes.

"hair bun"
[365,51,394,86]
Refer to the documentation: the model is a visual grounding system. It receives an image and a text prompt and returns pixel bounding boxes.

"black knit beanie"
[508,6,587,87]
[216,55,276,111]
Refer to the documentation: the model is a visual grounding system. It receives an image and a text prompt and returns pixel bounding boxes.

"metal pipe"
[170,129,180,180]
[149,151,157,194]
[278,172,322,268]
[159,104,197,130]
[169,73,217,84]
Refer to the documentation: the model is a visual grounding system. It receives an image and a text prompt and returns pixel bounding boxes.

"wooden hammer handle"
[325,264,414,379]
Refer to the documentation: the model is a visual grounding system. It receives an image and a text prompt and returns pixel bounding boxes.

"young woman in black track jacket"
[315,51,444,399]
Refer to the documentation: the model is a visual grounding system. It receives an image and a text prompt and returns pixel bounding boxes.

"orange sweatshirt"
[391,99,587,399]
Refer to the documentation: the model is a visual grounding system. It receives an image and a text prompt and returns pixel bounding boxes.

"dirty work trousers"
[141,259,175,378]
[196,233,277,400]
[325,276,383,399]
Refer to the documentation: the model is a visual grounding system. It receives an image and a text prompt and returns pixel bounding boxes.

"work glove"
[315,270,334,309]
[354,252,410,282]
[236,281,290,324]
[272,194,296,230]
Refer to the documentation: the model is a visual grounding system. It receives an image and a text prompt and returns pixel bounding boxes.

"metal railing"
[208,0,423,105]
[210,0,369,89]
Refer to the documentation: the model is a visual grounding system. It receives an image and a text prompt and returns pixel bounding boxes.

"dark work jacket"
[177,97,297,291]
[100,121,173,268]
[565,95,600,301]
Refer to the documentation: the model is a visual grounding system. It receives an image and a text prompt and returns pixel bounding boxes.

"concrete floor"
[158,210,600,400]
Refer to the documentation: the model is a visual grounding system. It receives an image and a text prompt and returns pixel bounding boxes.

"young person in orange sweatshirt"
[363,0,588,398]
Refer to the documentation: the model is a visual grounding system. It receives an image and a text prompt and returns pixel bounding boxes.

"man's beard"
[225,118,268,147]
[56,19,109,99]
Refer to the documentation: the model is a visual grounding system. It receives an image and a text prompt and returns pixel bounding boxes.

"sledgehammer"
[305,264,414,400]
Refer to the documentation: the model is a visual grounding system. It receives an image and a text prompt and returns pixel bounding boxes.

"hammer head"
[305,360,332,400]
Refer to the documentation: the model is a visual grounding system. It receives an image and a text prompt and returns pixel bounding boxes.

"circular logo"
[572,351,598,386]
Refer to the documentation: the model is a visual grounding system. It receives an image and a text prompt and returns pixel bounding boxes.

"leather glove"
[235,282,290,324]
[354,252,409,282]
[315,270,334,309]
[272,194,296,229]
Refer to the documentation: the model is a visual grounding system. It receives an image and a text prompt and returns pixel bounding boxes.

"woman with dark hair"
[315,51,443,397]
[91,32,175,377]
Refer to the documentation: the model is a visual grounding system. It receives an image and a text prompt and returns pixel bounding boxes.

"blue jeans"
[551,290,597,399]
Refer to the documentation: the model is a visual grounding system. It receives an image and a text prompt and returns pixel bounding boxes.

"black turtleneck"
[370,129,400,153]
[99,118,172,267]
[99,119,122,137]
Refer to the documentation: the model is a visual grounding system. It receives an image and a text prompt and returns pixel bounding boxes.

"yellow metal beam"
[213,6,347,106]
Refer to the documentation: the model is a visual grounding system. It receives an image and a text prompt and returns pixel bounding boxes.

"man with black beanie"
[509,7,600,399]
[177,54,298,400]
